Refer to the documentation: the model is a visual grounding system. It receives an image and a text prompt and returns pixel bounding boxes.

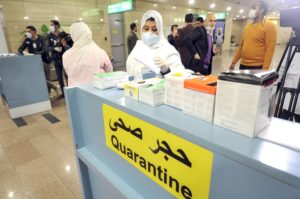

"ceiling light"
[188,8,192,12]
[65,165,71,172]
[236,15,240,18]
[189,0,195,5]
[153,4,158,7]
[226,6,232,11]
[100,18,104,22]
[209,3,216,9]
[172,6,176,9]
[8,192,14,198]
[243,16,246,19]
[134,20,138,23]
[24,16,29,20]
[233,18,237,20]
[54,16,59,20]
[239,9,244,14]
[78,17,83,21]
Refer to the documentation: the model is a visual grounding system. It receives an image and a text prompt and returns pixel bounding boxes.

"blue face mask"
[142,32,160,47]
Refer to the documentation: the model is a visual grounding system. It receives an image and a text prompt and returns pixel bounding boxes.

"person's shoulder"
[264,20,276,28]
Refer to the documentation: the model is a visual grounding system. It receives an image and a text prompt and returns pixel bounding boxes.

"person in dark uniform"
[127,23,138,55]
[18,26,56,94]
[167,24,178,50]
[47,20,70,98]
[18,26,45,55]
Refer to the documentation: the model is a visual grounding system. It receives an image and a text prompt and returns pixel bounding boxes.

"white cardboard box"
[164,73,194,110]
[183,76,217,122]
[93,71,129,89]
[183,89,216,122]
[124,78,162,101]
[139,80,165,107]
[214,71,277,138]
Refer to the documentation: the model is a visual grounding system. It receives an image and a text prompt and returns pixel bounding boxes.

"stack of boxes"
[93,71,129,89]
[93,69,278,138]
[183,75,218,122]
[164,72,194,110]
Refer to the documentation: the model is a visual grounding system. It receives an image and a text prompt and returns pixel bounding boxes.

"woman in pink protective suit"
[63,22,113,86]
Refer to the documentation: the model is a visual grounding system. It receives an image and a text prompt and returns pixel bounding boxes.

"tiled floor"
[0,45,286,199]
[0,98,82,199]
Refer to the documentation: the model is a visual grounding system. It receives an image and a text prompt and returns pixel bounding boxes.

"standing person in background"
[18,26,45,56]
[167,24,178,50]
[47,20,69,98]
[193,17,204,27]
[127,23,138,55]
[215,28,224,56]
[63,22,113,87]
[18,26,56,94]
[174,13,195,68]
[230,1,277,70]
[185,15,219,75]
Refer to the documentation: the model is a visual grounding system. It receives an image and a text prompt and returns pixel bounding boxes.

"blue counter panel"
[65,84,300,199]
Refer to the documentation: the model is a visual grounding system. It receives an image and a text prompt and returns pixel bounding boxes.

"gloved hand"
[54,47,62,52]
[154,57,168,72]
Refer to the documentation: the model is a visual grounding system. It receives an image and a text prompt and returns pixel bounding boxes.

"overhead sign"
[103,104,214,199]
[108,0,133,14]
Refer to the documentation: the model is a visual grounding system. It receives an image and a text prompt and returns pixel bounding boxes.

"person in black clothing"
[193,17,204,27]
[174,14,195,68]
[18,26,45,56]
[185,15,219,75]
[167,24,178,50]
[47,20,70,97]
[127,23,138,55]
[18,25,56,94]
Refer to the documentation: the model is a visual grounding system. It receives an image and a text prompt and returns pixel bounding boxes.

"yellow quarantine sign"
[103,104,214,199]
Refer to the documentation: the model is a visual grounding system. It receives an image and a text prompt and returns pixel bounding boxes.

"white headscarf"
[69,22,101,65]
[63,22,112,86]
[126,10,184,75]
[140,10,165,49]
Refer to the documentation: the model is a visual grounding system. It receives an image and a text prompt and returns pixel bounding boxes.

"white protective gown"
[63,22,113,86]
[126,10,184,76]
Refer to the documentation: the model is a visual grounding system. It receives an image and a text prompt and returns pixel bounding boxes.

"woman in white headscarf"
[63,22,113,86]
[126,10,184,76]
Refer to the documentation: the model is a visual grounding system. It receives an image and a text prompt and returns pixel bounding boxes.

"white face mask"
[26,32,32,39]
[49,25,55,33]
[142,32,160,47]
[248,9,257,19]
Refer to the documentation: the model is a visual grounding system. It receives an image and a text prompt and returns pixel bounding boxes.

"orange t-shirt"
[232,20,277,70]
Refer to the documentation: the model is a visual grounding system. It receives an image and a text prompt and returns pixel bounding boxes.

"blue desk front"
[0,55,51,118]
[65,84,300,199]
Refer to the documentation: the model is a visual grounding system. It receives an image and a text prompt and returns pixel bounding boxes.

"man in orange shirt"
[230,1,277,70]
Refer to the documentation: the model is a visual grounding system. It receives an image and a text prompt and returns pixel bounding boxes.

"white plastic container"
[93,71,129,90]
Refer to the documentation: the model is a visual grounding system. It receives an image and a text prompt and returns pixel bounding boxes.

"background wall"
[1,0,112,55]
[1,0,291,57]
[0,5,8,53]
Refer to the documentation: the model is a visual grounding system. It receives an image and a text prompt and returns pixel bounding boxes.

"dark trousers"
[279,109,300,123]
[54,59,67,95]
[240,64,263,70]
